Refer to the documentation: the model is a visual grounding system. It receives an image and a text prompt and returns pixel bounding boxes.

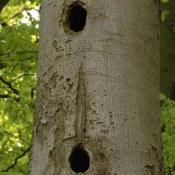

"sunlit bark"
[30,0,164,175]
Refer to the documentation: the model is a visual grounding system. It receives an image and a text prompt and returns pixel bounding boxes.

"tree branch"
[0,94,11,98]
[1,6,38,27]
[0,51,38,57]
[10,73,36,83]
[0,76,19,95]
[0,94,20,101]
[0,0,10,13]
[1,146,30,173]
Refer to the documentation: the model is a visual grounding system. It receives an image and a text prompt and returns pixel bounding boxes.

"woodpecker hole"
[69,145,90,173]
[66,2,87,32]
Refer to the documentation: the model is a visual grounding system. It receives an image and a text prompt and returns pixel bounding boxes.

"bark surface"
[30,0,164,175]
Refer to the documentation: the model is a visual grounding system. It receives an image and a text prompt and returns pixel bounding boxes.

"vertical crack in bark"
[75,63,87,141]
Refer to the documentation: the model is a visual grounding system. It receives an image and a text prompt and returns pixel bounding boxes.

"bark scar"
[75,62,87,141]
[144,165,155,175]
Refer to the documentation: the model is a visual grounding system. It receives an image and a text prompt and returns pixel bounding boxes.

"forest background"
[0,0,175,174]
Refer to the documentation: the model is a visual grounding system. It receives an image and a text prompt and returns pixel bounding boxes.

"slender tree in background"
[29,0,164,174]
[160,0,175,100]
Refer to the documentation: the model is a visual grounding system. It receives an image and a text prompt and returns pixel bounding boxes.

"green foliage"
[0,0,39,174]
[160,94,175,175]
[160,0,175,35]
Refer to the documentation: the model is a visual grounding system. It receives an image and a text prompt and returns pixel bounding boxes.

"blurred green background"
[0,0,175,174]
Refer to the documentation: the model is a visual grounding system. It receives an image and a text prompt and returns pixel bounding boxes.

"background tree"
[160,0,175,99]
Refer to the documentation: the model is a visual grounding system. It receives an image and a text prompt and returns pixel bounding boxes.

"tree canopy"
[0,0,39,174]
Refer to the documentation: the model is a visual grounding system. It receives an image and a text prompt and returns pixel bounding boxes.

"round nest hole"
[69,145,90,173]
[66,2,87,32]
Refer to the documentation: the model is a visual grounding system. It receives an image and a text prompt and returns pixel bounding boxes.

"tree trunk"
[29,0,164,175]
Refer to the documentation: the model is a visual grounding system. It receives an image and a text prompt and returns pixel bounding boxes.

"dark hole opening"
[67,2,87,32]
[69,145,90,173]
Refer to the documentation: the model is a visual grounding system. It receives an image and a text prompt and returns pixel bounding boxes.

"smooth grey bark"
[30,0,164,175]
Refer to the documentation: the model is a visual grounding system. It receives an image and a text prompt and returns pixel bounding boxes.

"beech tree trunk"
[30,0,164,175]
